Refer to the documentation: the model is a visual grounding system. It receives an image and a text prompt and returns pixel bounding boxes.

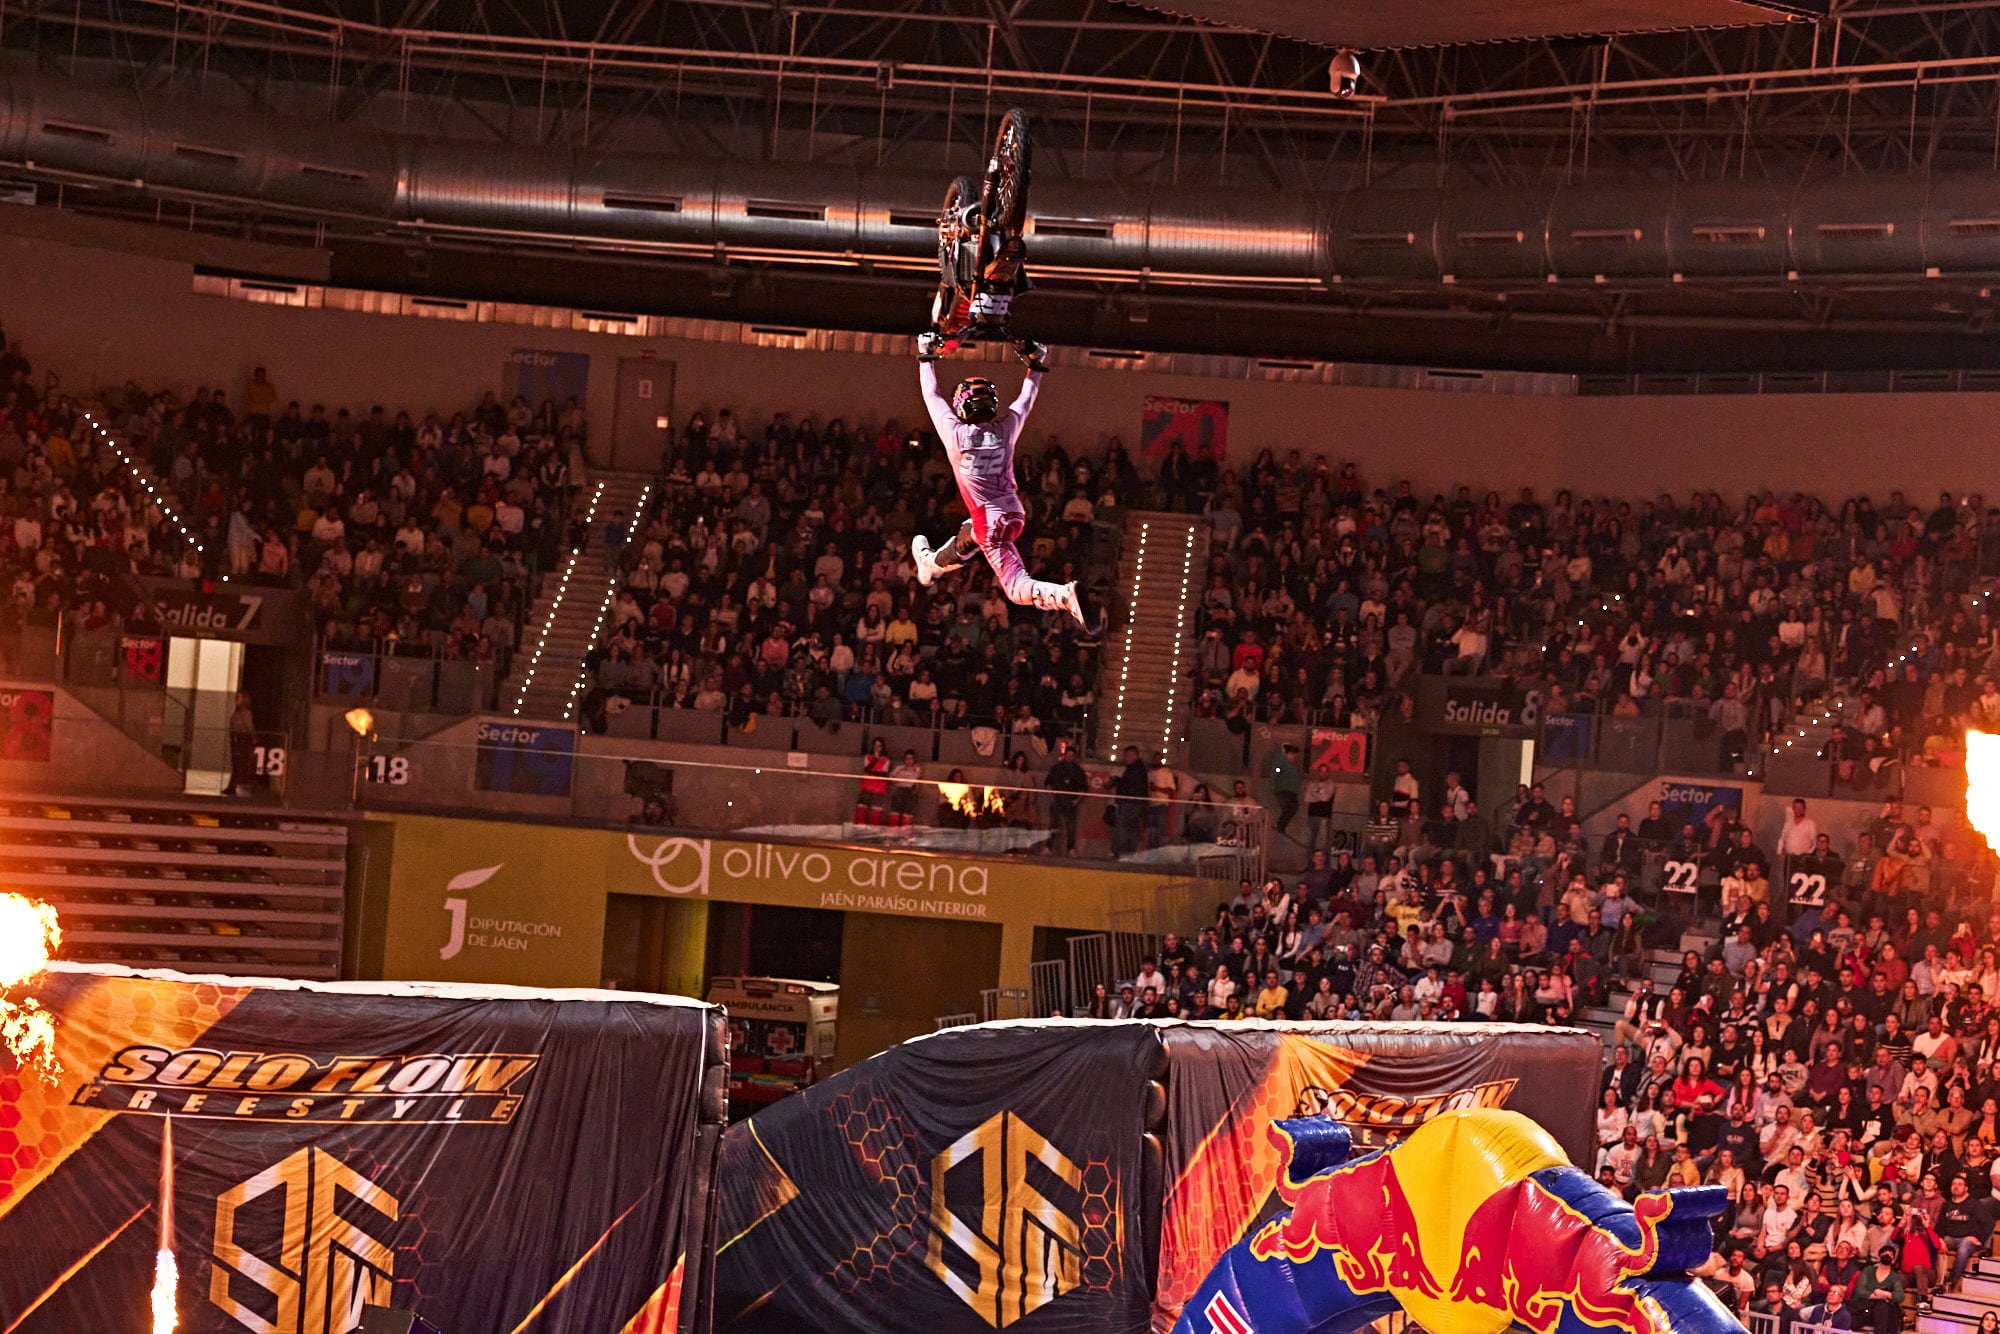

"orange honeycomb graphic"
[1079,1156,1119,1294]
[820,1078,1128,1308]
[827,1081,927,1301]
[0,973,248,1211]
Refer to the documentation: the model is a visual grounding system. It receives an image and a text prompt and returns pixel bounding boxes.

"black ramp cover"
[0,966,715,1334]
[713,1021,1163,1334]
[1123,0,1828,49]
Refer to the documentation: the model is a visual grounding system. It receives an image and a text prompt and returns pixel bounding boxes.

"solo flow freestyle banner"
[0,965,721,1334]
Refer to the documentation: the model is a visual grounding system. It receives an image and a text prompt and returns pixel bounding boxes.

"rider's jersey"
[919,362,1040,519]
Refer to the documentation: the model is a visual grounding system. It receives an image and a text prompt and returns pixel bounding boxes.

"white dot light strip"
[565,482,653,722]
[1771,592,1985,754]
[511,479,607,717]
[1109,519,1150,760]
[1161,524,1196,760]
[81,411,200,554]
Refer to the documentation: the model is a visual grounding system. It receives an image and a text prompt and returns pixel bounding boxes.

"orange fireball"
[0,891,62,1081]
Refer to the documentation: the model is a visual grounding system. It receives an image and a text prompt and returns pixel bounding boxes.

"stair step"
[1932,1294,2000,1321]
[1958,1277,2000,1304]
[1919,1315,1980,1334]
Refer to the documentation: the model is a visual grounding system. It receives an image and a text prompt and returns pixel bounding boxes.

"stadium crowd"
[1188,456,2000,777]
[14,321,2000,1329]
[0,331,584,671]
[583,406,1116,743]
[1123,766,2000,1332]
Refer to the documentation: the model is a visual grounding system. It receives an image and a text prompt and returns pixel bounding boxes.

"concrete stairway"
[1576,920,1720,1057]
[1096,511,1206,763]
[1760,624,1931,772]
[1919,1256,2000,1334]
[0,794,349,978]
[506,473,655,722]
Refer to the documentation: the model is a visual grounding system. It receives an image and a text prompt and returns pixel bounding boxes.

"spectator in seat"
[1798,1285,1853,1331]
[1849,1251,1905,1334]
[1936,1174,1997,1287]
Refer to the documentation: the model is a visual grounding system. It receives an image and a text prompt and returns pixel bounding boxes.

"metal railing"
[1534,702,1737,779]
[1061,925,1166,1013]
[584,691,1099,752]
[1107,909,1158,986]
[979,987,1030,1022]
[355,731,1272,873]
[1068,935,1113,1012]
[314,644,506,714]
[1745,1314,1865,1334]
[1028,958,1071,1019]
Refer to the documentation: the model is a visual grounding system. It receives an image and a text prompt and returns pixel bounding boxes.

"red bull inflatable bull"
[1175,1108,1743,1334]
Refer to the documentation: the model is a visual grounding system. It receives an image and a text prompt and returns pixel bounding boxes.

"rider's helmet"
[952,377,1000,425]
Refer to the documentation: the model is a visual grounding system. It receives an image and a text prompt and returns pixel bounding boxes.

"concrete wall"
[6,229,2000,497]
[1579,771,1968,860]
[835,913,1001,1070]
[359,714,1154,849]
[3,680,184,795]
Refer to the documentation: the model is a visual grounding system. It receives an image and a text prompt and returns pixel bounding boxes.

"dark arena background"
[2,3,2000,1334]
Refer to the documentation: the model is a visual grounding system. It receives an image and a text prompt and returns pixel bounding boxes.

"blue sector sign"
[475,720,577,796]
[1655,781,1743,837]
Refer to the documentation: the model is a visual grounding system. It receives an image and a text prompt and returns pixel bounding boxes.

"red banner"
[1155,1025,1601,1321]
[0,687,53,762]
[1141,396,1229,460]
[120,634,163,683]
[1308,727,1370,783]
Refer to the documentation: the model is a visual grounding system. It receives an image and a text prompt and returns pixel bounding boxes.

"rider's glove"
[1015,339,1051,373]
[916,332,943,363]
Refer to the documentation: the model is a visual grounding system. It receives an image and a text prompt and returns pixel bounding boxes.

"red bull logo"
[1450,1181,1674,1334]
[1249,1148,1445,1301]
[1193,1110,1735,1334]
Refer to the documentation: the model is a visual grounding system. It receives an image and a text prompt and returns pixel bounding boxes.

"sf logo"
[926,1111,1085,1328]
[210,1146,400,1334]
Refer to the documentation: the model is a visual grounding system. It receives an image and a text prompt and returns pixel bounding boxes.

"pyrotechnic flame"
[1967,730,2000,857]
[936,782,1007,818]
[150,1248,178,1334]
[0,892,60,988]
[0,892,61,1082]
[153,1116,178,1334]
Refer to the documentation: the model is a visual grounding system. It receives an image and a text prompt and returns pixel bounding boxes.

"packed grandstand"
[10,311,2000,1328]
[12,3,2000,1332]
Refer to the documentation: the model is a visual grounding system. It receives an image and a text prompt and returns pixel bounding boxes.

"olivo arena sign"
[374,812,1172,990]
[627,834,993,916]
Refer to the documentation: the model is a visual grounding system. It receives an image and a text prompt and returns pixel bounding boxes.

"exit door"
[164,635,243,795]
[609,357,675,472]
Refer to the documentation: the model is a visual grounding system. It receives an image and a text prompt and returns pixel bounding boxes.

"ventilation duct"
[5,67,2000,288]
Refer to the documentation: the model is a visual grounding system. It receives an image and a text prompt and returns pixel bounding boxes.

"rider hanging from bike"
[911,334,1100,635]
[910,106,1096,632]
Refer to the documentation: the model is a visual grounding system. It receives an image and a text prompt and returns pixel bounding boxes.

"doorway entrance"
[608,357,674,472]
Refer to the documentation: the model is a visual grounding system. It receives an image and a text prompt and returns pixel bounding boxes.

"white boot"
[1029,580,1095,633]
[911,534,938,587]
